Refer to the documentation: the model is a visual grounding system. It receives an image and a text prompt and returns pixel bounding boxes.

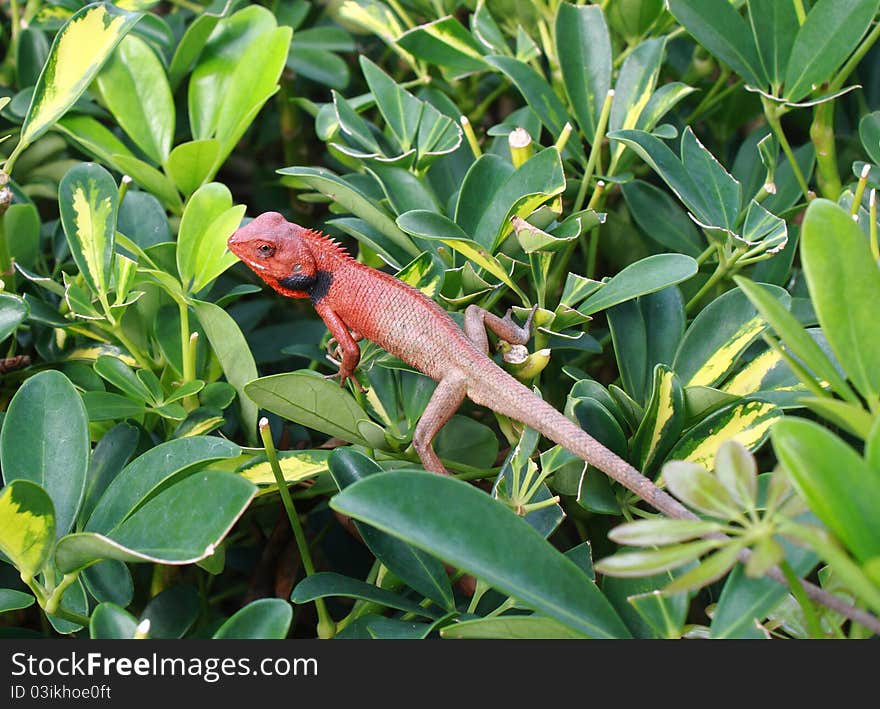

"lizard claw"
[323,366,366,393]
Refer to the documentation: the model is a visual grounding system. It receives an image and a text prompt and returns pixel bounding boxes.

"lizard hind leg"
[464,304,536,354]
[413,375,467,475]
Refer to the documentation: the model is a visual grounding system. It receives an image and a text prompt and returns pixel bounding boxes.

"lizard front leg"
[464,304,536,354]
[413,374,467,475]
[314,303,361,387]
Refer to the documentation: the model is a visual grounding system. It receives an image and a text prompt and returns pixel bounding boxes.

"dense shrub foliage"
[0,0,879,639]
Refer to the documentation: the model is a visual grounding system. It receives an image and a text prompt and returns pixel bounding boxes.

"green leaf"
[82,559,133,606]
[0,481,55,580]
[139,585,200,638]
[669,400,781,469]
[396,210,528,303]
[397,17,489,78]
[278,166,419,259]
[667,0,765,87]
[578,254,697,315]
[238,449,329,490]
[0,589,36,613]
[773,418,880,563]
[555,2,611,142]
[484,55,585,164]
[859,111,880,166]
[244,371,386,449]
[56,471,256,572]
[734,276,855,402]
[191,301,258,443]
[15,3,142,156]
[621,180,703,257]
[110,153,182,213]
[94,355,153,403]
[167,0,231,90]
[291,571,438,618]
[0,293,28,344]
[800,198,880,403]
[85,436,240,534]
[595,539,721,577]
[4,203,40,269]
[747,0,798,89]
[95,34,173,165]
[176,183,243,294]
[783,0,880,102]
[59,162,118,301]
[1,371,88,536]
[329,450,454,609]
[663,543,745,593]
[213,598,292,639]
[441,615,588,639]
[81,392,147,421]
[714,440,757,509]
[165,140,220,198]
[673,284,789,388]
[330,472,631,638]
[90,602,138,639]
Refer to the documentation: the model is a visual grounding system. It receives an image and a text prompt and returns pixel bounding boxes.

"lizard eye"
[257,243,274,257]
[292,264,302,272]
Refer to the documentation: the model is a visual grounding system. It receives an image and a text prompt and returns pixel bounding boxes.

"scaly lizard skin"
[228,212,694,520]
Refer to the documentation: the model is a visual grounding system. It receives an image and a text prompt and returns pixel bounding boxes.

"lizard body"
[228,212,693,520]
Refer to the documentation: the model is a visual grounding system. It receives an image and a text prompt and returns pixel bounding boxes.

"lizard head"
[227,212,318,298]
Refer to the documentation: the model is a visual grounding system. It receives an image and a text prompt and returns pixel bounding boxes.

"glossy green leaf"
[165,140,220,198]
[859,111,880,166]
[0,293,28,344]
[328,449,454,609]
[800,199,880,403]
[397,17,488,78]
[667,0,765,87]
[58,163,118,300]
[609,518,725,546]
[95,34,173,164]
[238,449,329,490]
[621,180,703,257]
[82,559,133,606]
[668,400,781,469]
[1,371,88,536]
[555,2,611,142]
[139,585,200,639]
[81,392,146,421]
[0,589,36,613]
[674,284,789,387]
[0,481,55,580]
[441,615,588,639]
[85,436,240,534]
[291,571,438,618]
[191,300,258,443]
[94,355,153,403]
[663,461,744,519]
[176,183,243,294]
[783,0,880,102]
[278,166,419,259]
[773,418,880,563]
[56,471,256,572]
[213,598,292,639]
[747,0,798,89]
[167,1,231,90]
[579,254,697,315]
[15,3,142,156]
[4,203,40,269]
[16,27,50,89]
[331,472,630,637]
[90,602,138,639]
[245,371,386,449]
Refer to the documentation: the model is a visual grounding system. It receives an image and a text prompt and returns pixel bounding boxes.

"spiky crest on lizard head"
[228,211,351,299]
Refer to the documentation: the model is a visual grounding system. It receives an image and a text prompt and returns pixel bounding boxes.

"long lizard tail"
[466,368,695,520]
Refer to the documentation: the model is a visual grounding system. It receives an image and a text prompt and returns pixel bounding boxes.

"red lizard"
[227,212,694,521]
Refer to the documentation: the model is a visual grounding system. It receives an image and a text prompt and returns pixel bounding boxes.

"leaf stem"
[870,189,879,261]
[259,418,335,639]
[685,247,745,314]
[810,101,842,200]
[792,0,806,24]
[44,573,80,616]
[573,89,614,213]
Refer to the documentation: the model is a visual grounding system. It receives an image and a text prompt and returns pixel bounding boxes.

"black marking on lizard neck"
[278,269,333,303]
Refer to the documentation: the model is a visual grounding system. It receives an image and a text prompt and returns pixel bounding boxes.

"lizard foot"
[323,367,366,393]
